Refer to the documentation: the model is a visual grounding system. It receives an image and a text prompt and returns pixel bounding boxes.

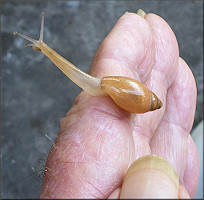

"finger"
[183,135,200,197]
[110,155,192,199]
[133,13,179,152]
[40,12,156,198]
[150,58,197,186]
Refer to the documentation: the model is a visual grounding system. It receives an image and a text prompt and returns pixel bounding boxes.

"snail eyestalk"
[13,12,45,52]
[14,12,105,96]
[39,12,44,41]
[13,31,38,45]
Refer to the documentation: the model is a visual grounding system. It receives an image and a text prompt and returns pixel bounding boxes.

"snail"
[14,12,162,114]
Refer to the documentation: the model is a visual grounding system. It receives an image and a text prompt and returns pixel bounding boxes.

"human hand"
[40,11,199,198]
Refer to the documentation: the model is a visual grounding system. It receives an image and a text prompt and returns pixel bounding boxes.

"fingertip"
[90,9,155,83]
[118,10,147,25]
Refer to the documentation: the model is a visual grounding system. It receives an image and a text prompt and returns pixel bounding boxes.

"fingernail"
[120,155,179,198]
[137,9,146,18]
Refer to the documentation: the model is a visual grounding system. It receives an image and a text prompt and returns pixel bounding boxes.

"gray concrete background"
[1,1,203,198]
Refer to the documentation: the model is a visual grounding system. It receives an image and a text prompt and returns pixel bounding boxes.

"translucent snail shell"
[101,76,162,113]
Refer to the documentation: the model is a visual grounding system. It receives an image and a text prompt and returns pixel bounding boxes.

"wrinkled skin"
[40,12,199,198]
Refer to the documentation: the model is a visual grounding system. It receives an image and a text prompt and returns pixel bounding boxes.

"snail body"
[14,12,162,114]
[101,76,162,113]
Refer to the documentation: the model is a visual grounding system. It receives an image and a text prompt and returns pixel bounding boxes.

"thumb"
[119,155,189,199]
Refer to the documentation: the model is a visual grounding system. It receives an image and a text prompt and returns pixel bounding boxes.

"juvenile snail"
[14,12,162,113]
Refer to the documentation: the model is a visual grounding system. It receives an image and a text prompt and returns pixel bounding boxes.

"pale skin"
[15,11,199,198]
